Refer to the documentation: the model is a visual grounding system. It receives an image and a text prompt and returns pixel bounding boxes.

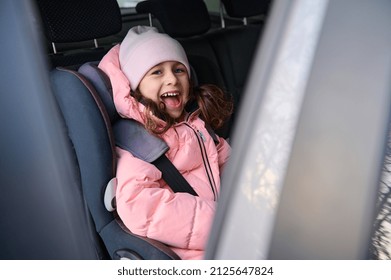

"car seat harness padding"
[113,118,198,196]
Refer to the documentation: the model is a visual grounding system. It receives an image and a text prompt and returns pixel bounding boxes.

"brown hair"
[132,82,233,135]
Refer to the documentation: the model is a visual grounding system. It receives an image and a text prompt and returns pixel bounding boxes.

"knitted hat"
[119,26,190,91]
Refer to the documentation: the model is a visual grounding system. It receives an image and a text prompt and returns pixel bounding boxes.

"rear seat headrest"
[136,0,211,38]
[36,0,122,43]
[221,0,272,18]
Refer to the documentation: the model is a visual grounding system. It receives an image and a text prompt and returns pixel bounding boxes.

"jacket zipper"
[184,122,218,201]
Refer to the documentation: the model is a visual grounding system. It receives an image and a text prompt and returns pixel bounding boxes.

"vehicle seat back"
[221,0,272,19]
[208,0,271,129]
[36,0,122,67]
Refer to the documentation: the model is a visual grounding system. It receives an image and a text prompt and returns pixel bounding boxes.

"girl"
[99,26,232,260]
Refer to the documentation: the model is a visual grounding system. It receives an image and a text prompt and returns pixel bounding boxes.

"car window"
[116,0,221,13]
[116,0,142,8]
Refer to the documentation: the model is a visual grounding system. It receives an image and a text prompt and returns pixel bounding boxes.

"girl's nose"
[164,71,178,85]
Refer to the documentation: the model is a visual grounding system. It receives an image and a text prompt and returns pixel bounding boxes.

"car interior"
[2,0,391,261]
[29,0,271,259]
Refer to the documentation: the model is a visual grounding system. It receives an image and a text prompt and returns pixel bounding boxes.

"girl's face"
[138,61,190,120]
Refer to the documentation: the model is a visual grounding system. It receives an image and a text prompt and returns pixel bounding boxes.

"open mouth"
[160,91,182,108]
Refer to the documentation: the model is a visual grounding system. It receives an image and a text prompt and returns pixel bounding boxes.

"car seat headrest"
[136,0,211,38]
[78,62,120,123]
[36,0,122,43]
[221,0,272,18]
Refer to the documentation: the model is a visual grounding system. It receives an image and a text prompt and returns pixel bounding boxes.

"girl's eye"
[151,70,162,75]
[174,67,185,73]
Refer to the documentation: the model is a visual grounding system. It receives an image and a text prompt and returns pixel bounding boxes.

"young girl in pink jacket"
[98,26,232,260]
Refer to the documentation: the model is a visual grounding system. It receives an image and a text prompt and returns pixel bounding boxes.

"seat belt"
[113,119,198,196]
[152,156,198,196]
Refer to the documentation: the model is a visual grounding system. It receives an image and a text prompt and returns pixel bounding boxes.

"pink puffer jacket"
[98,45,231,260]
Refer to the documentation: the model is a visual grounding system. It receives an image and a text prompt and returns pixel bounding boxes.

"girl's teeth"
[162,92,178,97]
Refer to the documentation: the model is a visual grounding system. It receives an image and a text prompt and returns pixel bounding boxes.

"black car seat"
[221,0,272,25]
[211,0,271,112]
[35,0,180,259]
[36,0,123,68]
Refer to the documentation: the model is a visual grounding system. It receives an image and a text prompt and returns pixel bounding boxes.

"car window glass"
[116,0,141,8]
[116,0,221,13]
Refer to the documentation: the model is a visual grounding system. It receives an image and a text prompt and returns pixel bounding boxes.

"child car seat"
[36,0,181,259]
